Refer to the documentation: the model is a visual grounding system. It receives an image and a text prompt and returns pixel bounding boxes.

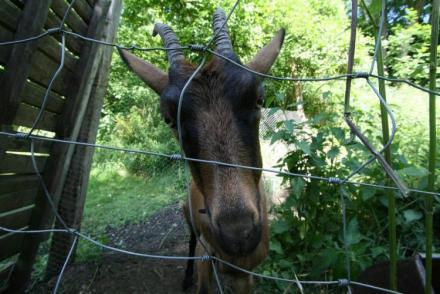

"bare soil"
[33,203,197,294]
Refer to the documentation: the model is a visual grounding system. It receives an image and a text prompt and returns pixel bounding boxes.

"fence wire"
[0,0,438,293]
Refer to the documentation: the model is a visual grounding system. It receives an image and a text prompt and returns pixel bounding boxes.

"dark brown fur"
[118,23,284,293]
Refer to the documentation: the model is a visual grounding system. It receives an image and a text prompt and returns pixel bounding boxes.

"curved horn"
[212,8,233,55]
[153,23,184,64]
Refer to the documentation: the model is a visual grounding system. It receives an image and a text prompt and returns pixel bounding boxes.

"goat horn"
[153,23,184,64]
[212,8,233,55]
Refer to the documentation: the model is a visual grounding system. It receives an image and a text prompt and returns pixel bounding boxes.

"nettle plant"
[259,105,439,290]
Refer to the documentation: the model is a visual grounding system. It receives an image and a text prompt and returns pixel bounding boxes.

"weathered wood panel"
[0,0,53,126]
[37,37,78,72]
[85,0,96,9]
[0,233,23,262]
[0,206,34,237]
[73,0,93,24]
[22,80,65,114]
[13,103,59,132]
[45,10,82,56]
[28,51,72,96]
[0,261,14,284]
[0,22,77,73]
[0,154,47,174]
[0,135,52,155]
[0,189,37,214]
[0,175,39,195]
[0,1,21,32]
[51,0,88,35]
[46,0,123,277]
[7,1,112,290]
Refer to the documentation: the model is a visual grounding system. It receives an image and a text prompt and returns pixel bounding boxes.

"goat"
[118,8,284,293]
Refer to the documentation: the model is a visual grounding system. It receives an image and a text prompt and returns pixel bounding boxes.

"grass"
[75,161,186,261]
[28,161,187,283]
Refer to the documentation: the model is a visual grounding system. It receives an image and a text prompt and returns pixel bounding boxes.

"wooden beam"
[0,233,23,262]
[0,137,51,157]
[6,1,111,291]
[0,154,47,175]
[73,0,93,24]
[0,175,39,195]
[0,261,14,286]
[51,0,88,35]
[0,206,34,237]
[13,103,59,133]
[0,0,53,125]
[45,9,83,56]
[46,0,123,278]
[0,189,38,214]
[0,1,21,32]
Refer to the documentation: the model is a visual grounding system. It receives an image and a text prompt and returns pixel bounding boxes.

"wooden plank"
[0,134,52,155]
[8,0,24,9]
[45,9,83,56]
[0,206,34,237]
[0,261,14,284]
[37,37,78,72]
[46,0,122,277]
[85,0,96,8]
[0,154,47,174]
[0,1,21,32]
[28,50,72,96]
[0,0,53,126]
[73,0,93,24]
[7,1,111,290]
[22,80,65,114]
[13,103,59,133]
[0,175,39,195]
[0,25,77,74]
[0,233,23,262]
[0,189,38,214]
[51,0,88,35]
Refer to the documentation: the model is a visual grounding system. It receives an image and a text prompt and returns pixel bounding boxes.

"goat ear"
[247,28,285,74]
[118,48,168,95]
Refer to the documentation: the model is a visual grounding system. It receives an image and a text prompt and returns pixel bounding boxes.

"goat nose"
[216,213,261,255]
[218,214,254,239]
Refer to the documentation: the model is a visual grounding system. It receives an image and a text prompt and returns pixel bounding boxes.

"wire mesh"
[0,0,438,293]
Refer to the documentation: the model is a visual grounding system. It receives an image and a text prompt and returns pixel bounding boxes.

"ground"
[33,203,197,294]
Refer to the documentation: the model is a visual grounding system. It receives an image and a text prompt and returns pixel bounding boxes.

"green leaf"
[346,218,362,245]
[284,120,295,133]
[296,140,311,155]
[397,167,429,177]
[272,220,290,234]
[361,187,376,201]
[403,209,423,223]
[327,146,340,160]
[270,240,283,255]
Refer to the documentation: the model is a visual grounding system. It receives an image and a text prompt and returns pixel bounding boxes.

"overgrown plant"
[260,101,440,291]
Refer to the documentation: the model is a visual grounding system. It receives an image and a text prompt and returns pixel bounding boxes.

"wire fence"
[0,0,438,293]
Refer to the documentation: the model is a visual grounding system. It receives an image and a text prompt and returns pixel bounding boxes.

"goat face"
[119,8,284,257]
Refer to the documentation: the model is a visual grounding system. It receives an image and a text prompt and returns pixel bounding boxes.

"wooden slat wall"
[0,0,122,291]
[0,0,110,288]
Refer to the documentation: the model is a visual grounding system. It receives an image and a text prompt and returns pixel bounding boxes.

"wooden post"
[0,0,52,125]
[7,1,111,292]
[45,0,123,278]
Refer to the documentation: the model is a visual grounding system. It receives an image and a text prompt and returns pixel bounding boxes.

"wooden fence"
[0,0,122,292]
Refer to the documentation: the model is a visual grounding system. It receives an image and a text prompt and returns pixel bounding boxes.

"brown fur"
[118,26,284,293]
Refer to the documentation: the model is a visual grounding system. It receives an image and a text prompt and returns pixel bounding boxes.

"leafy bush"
[385,8,440,86]
[261,92,440,290]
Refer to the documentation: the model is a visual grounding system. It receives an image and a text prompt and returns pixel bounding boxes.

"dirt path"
[34,203,197,294]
